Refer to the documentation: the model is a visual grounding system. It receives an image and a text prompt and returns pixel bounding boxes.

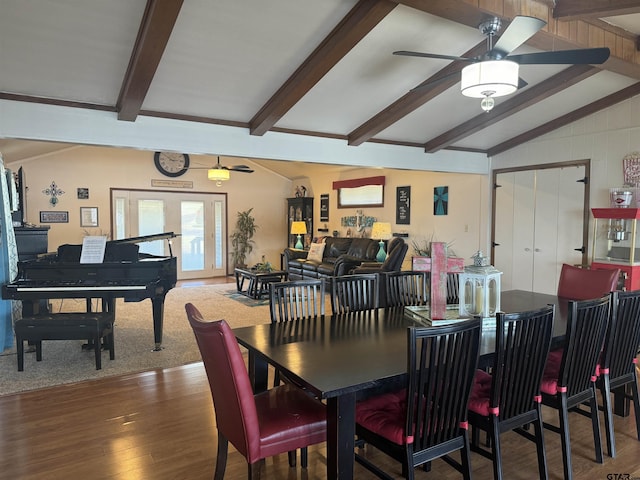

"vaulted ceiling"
[1,0,640,168]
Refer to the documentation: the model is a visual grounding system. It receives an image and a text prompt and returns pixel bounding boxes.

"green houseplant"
[231,208,258,268]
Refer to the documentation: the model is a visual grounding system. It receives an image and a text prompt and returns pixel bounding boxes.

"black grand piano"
[2,232,178,350]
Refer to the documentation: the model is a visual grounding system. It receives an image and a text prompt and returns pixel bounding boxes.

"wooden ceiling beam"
[423,64,599,153]
[347,41,487,146]
[553,0,640,21]
[116,0,183,122]
[248,0,396,137]
[487,81,640,156]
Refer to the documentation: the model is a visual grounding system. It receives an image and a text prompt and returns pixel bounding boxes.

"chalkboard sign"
[396,186,410,224]
[320,194,329,222]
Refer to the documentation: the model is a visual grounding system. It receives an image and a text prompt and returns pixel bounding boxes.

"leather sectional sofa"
[283,236,407,282]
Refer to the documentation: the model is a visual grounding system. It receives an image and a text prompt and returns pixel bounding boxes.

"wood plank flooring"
[2,278,639,479]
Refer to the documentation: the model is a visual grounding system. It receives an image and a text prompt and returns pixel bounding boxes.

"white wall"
[9,145,489,275]
[491,93,640,259]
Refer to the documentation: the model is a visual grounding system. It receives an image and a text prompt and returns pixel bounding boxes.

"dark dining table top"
[233,290,568,401]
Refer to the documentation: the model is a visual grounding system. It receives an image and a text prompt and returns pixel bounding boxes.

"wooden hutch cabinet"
[287,197,313,249]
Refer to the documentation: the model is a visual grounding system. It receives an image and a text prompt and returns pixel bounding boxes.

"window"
[333,176,385,208]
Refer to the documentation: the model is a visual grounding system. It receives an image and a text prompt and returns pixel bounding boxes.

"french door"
[111,189,227,280]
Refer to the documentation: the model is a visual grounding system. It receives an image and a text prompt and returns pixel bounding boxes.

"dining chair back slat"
[540,294,611,480]
[269,279,325,323]
[468,304,555,480]
[385,271,429,307]
[354,319,481,480]
[330,273,379,315]
[598,289,640,457]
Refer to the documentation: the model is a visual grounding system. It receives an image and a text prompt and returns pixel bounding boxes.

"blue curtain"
[0,157,19,352]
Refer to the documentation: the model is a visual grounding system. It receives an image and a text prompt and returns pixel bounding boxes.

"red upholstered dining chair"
[467,305,555,480]
[540,295,611,480]
[557,263,619,300]
[184,303,326,479]
[597,290,640,458]
[354,319,482,480]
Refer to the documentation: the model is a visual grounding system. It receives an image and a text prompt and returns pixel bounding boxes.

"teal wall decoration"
[434,186,448,216]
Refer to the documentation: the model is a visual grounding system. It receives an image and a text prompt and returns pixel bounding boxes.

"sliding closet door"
[493,163,587,295]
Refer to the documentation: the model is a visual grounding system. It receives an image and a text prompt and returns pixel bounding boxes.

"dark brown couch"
[283,236,407,282]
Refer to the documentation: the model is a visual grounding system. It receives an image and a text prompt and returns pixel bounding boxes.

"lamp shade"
[370,222,392,240]
[208,168,230,182]
[460,60,519,98]
[290,221,307,235]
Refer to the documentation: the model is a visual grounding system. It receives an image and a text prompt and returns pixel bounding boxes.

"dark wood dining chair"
[384,271,429,307]
[354,319,481,480]
[330,273,379,315]
[467,304,555,480]
[185,303,326,479]
[269,279,325,322]
[540,295,611,480]
[597,289,640,458]
[556,263,619,300]
[269,279,325,400]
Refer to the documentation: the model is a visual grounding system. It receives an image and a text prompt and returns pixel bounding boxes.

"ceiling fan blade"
[393,50,473,62]
[489,16,546,59]
[230,167,254,173]
[508,47,610,65]
[518,77,528,89]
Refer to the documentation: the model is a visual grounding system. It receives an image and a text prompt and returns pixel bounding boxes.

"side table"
[234,268,288,299]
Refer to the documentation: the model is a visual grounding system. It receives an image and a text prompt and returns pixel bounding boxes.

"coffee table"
[234,267,288,299]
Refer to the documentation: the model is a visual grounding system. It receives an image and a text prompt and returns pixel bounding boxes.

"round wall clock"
[154,151,190,177]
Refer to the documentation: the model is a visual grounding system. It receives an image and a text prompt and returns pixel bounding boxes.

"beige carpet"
[0,284,273,396]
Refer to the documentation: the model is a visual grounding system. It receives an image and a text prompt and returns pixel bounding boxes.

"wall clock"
[154,151,190,177]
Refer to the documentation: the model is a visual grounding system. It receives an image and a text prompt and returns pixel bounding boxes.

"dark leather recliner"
[351,237,408,275]
[351,237,408,306]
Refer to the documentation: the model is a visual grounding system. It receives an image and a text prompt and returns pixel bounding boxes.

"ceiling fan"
[192,156,254,186]
[394,16,610,111]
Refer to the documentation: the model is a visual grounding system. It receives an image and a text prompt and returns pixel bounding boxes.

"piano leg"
[151,294,166,351]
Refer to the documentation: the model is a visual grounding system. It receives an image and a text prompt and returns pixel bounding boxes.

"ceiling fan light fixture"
[460,60,519,98]
[208,168,230,186]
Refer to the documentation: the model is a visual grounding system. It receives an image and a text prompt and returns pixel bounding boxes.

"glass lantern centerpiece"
[459,251,502,318]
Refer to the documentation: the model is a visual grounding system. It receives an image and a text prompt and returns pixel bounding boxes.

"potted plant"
[231,208,258,268]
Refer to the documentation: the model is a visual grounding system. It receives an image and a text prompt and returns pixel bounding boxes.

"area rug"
[222,289,271,307]
[0,283,272,396]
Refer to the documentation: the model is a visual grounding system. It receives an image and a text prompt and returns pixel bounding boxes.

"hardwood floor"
[1,277,639,479]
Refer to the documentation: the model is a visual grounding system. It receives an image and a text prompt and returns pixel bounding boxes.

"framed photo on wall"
[80,207,99,227]
[40,211,69,223]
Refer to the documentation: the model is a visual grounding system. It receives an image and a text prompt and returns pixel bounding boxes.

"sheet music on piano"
[80,236,107,264]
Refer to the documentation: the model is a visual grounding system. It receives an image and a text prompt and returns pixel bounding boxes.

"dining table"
[233,289,568,480]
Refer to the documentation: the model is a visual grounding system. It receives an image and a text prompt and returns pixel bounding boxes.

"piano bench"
[14,312,115,371]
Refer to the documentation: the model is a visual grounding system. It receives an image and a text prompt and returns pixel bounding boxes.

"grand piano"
[2,232,178,350]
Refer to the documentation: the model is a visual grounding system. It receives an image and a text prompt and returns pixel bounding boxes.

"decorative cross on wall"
[43,181,65,206]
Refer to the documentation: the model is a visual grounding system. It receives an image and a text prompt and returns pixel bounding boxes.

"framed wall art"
[40,211,69,223]
[80,207,99,227]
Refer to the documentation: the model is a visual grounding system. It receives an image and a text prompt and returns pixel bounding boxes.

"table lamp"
[290,221,307,249]
[370,222,392,262]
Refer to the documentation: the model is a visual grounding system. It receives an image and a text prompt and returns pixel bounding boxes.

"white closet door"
[493,165,586,295]
[511,170,536,291]
[494,172,516,290]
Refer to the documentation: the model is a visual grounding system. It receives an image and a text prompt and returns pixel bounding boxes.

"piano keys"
[2,232,178,350]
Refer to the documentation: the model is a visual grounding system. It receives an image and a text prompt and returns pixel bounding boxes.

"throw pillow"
[307,242,326,262]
